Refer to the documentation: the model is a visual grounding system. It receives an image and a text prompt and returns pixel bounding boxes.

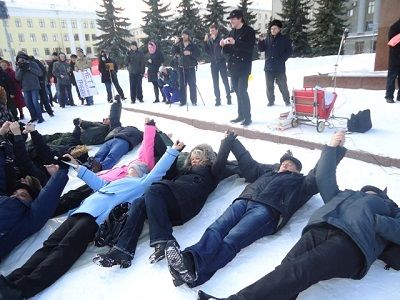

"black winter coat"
[147,51,164,82]
[204,34,226,65]
[126,50,146,75]
[231,139,330,231]
[305,145,400,278]
[388,18,400,69]
[172,41,199,69]
[99,55,119,83]
[258,32,292,73]
[223,24,255,76]
[104,126,143,151]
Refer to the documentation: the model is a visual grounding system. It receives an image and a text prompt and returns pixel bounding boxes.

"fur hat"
[270,19,283,28]
[280,150,302,171]
[15,176,42,199]
[184,144,217,168]
[360,185,389,199]
[0,86,7,106]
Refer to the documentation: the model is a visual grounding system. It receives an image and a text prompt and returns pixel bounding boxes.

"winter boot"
[165,240,197,284]
[93,247,133,268]
[149,242,167,264]
[198,290,223,300]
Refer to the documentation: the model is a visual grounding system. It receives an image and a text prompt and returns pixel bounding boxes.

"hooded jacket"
[15,58,43,91]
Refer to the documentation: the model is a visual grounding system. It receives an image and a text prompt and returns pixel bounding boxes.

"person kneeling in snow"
[165,131,346,287]
[198,131,400,300]
[158,65,181,104]
[0,140,184,300]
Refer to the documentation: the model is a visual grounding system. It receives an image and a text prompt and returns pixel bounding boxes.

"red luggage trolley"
[291,87,337,132]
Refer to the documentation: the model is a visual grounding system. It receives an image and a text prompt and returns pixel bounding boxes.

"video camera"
[17,61,29,70]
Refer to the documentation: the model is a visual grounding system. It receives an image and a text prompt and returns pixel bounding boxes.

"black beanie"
[270,19,283,28]
[280,151,302,171]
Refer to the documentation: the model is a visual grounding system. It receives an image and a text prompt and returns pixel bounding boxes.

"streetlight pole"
[0,1,14,68]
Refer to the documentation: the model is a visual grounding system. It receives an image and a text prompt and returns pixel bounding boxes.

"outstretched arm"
[211,131,237,181]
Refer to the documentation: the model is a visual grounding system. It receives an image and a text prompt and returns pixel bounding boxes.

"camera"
[18,61,29,70]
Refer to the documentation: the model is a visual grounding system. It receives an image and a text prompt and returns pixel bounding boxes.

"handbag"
[347,109,372,133]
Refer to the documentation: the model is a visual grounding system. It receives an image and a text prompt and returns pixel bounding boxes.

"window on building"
[83,21,88,28]
[71,20,77,28]
[368,1,375,14]
[365,21,374,31]
[42,33,48,41]
[372,40,377,52]
[85,34,90,41]
[348,9,354,17]
[30,33,37,42]
[18,34,25,42]
[66,47,71,54]
[90,21,95,28]
[32,48,39,56]
[61,20,67,28]
[74,34,79,41]
[50,19,56,28]
[39,19,45,28]
[15,18,21,27]
[64,34,69,41]
[86,47,92,54]
[44,48,50,55]
[27,19,33,28]
[91,34,96,40]
[52,34,58,41]
[355,41,364,54]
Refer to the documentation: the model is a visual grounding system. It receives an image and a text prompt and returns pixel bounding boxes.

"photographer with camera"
[15,51,44,123]
[204,24,231,107]
[172,28,200,106]
[99,49,126,103]
[125,42,145,104]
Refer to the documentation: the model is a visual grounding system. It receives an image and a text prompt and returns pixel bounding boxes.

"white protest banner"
[73,68,98,98]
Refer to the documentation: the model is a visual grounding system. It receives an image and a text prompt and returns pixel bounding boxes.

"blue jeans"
[24,89,43,121]
[385,68,400,100]
[162,86,181,103]
[185,199,278,286]
[94,138,129,170]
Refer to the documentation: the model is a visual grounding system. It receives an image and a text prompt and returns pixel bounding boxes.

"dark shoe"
[179,102,186,106]
[121,96,127,100]
[91,159,102,173]
[198,290,223,300]
[167,264,185,287]
[37,119,45,124]
[138,99,144,103]
[192,102,197,106]
[49,113,55,117]
[108,98,113,103]
[153,99,160,103]
[165,101,172,105]
[230,117,244,123]
[70,103,77,106]
[93,247,133,268]
[285,101,291,106]
[0,275,23,300]
[19,114,24,120]
[131,100,136,104]
[149,242,167,264]
[215,102,221,107]
[386,98,395,103]
[241,119,252,126]
[227,98,232,105]
[165,240,196,284]
[28,118,37,123]
[267,102,274,107]
[84,103,92,106]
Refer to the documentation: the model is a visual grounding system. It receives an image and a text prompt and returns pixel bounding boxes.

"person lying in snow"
[197,131,400,300]
[0,140,184,300]
[165,131,345,287]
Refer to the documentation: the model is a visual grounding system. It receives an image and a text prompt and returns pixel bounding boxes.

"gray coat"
[305,145,400,278]
[125,50,145,75]
[15,61,43,91]
[52,60,72,85]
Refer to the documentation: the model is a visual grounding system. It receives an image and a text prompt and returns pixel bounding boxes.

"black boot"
[93,247,133,268]
[198,290,223,300]
[149,242,167,264]
[227,97,232,105]
[165,240,196,284]
[230,116,244,123]
[0,275,23,300]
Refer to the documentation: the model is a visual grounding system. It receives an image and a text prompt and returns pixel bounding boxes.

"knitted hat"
[280,150,302,171]
[52,51,59,56]
[16,51,29,61]
[270,19,283,28]
[131,41,138,47]
[360,185,389,199]
[15,176,42,199]
[129,161,149,178]
[181,28,192,37]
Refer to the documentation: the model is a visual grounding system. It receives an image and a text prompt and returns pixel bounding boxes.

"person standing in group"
[69,54,84,103]
[15,51,44,123]
[126,41,145,104]
[98,50,126,103]
[385,18,400,103]
[52,53,73,109]
[47,52,59,105]
[172,28,200,107]
[147,41,165,103]
[258,19,292,107]
[75,48,94,106]
[204,24,231,106]
[221,10,255,126]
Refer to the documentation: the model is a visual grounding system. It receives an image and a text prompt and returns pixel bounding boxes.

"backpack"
[94,202,130,247]
[347,109,372,133]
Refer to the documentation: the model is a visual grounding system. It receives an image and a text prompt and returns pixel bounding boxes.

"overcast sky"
[7,0,271,27]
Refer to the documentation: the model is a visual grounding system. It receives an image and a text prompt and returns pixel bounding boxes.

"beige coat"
[75,56,92,71]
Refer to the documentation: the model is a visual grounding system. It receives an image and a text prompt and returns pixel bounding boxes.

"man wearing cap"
[221,9,255,126]
[197,131,400,300]
[172,28,200,106]
[126,42,145,103]
[258,19,292,107]
[165,131,346,288]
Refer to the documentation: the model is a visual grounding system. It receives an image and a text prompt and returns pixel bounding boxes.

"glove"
[56,156,72,169]
[73,118,80,126]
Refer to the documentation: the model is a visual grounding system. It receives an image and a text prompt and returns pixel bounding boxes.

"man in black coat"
[126,41,145,103]
[172,28,200,106]
[198,131,400,300]
[99,50,126,102]
[165,131,344,287]
[222,10,255,126]
[385,18,400,103]
[258,19,292,107]
[204,24,231,106]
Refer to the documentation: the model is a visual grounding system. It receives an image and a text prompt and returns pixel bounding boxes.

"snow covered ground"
[1,53,400,299]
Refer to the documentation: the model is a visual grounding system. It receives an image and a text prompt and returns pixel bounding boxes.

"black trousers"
[129,73,143,101]
[150,80,165,101]
[265,70,290,105]
[178,67,197,105]
[211,62,231,103]
[231,72,251,121]
[53,184,94,217]
[6,214,98,298]
[227,225,364,300]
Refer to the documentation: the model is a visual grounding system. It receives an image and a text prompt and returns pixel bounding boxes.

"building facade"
[0,1,99,62]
